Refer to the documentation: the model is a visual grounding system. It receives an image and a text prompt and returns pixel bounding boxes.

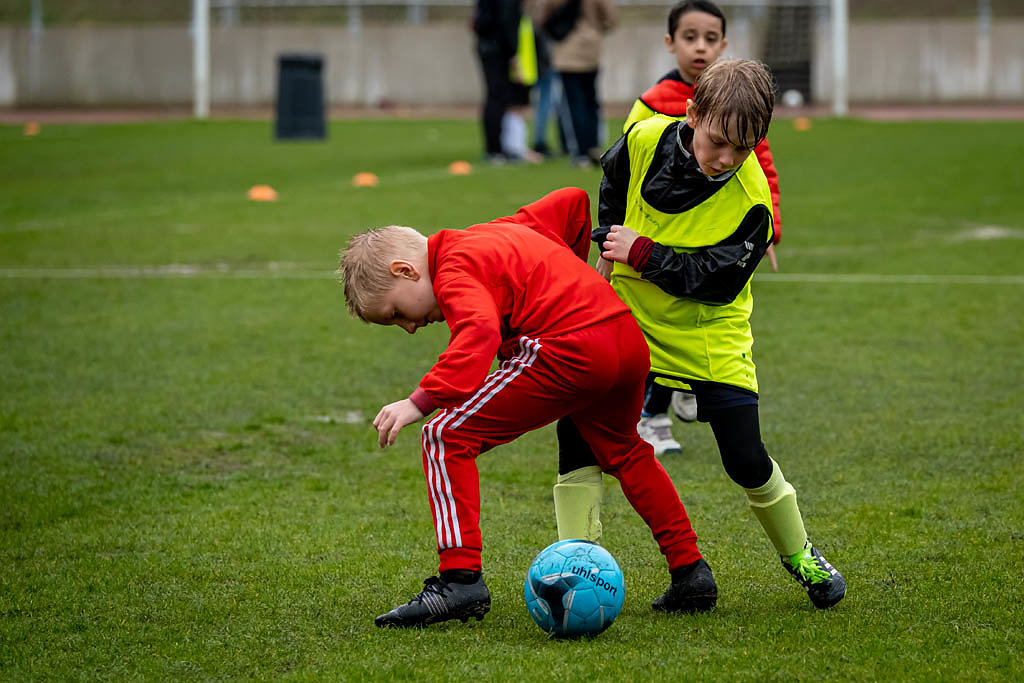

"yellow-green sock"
[553,466,603,543]
[745,458,808,557]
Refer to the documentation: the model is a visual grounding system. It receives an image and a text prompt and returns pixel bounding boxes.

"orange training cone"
[24,122,40,136]
[352,172,379,187]
[247,185,278,201]
[448,160,472,176]
[793,116,812,132]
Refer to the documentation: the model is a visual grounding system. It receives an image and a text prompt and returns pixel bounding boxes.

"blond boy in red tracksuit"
[339,187,718,628]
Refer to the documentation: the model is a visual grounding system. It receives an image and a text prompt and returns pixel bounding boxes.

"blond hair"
[338,225,427,320]
[692,58,775,148]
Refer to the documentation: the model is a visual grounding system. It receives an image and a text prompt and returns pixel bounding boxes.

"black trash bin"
[275,53,326,140]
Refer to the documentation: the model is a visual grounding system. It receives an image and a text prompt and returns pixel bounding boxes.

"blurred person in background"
[529,8,566,158]
[473,0,523,163]
[503,11,545,163]
[535,0,617,168]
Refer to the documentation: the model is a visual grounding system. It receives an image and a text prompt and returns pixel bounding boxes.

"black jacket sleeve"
[640,204,772,305]
[594,131,632,244]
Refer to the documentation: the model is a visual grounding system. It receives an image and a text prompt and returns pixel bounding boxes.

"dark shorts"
[509,83,531,107]
[667,377,759,423]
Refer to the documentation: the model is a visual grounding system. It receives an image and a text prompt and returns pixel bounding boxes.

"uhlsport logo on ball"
[523,539,625,637]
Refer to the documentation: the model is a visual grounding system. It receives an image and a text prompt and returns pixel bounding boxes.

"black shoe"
[652,558,718,613]
[374,575,491,628]
[781,544,846,609]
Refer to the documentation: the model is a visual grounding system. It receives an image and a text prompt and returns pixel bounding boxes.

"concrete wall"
[813,19,1024,102]
[2,26,194,106]
[1,19,1022,107]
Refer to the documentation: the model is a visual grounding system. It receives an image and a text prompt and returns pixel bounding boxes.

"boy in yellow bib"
[556,58,845,609]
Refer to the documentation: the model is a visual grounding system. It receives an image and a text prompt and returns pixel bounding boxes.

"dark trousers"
[559,70,599,159]
[478,52,513,156]
[644,376,674,414]
[564,397,772,490]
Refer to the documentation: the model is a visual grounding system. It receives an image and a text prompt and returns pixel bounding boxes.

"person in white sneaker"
[636,412,680,455]
[637,378,698,455]
[671,387,698,422]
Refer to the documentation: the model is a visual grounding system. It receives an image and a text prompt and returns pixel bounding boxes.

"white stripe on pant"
[421,336,542,551]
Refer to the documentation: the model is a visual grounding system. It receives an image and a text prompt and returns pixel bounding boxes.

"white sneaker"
[671,391,698,422]
[637,414,682,455]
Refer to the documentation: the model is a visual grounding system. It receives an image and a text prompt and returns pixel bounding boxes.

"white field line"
[0,264,1022,285]
[754,273,1024,285]
[780,224,1024,257]
[0,264,331,279]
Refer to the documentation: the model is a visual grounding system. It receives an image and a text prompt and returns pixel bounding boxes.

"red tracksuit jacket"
[408,187,631,414]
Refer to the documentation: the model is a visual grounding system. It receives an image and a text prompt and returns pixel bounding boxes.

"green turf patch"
[1,118,1022,680]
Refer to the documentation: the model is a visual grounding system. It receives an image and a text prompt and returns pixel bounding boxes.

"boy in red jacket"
[339,187,717,628]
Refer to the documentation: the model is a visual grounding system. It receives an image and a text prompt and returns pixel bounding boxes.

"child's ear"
[685,100,698,127]
[389,260,420,280]
[664,33,673,52]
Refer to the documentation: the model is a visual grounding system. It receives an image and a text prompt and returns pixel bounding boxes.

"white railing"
[192,0,843,119]
[207,0,831,29]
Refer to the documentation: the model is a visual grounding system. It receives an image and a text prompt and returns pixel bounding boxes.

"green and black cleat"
[375,575,491,628]
[782,544,846,609]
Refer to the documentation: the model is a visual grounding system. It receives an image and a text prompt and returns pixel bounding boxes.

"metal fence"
[185,0,844,117]
[2,0,1019,112]
[5,0,1021,26]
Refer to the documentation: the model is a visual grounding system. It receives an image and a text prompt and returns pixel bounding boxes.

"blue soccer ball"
[523,539,625,637]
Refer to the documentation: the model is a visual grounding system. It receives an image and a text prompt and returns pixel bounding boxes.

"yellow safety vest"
[514,17,538,86]
[623,98,658,133]
[610,115,773,393]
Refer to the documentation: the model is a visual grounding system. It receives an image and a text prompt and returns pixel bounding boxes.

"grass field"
[2,116,1022,681]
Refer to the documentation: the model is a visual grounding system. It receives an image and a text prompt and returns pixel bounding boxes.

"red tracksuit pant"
[420,312,703,573]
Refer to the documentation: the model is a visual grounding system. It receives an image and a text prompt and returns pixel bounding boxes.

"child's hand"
[510,56,523,84]
[765,244,778,272]
[601,224,639,264]
[373,398,425,448]
[595,256,613,280]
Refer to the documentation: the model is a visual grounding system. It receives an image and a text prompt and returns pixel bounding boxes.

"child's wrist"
[627,236,655,271]
[409,387,435,415]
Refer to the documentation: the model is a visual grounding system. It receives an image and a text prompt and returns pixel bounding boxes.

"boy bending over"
[585,59,846,609]
[340,187,717,628]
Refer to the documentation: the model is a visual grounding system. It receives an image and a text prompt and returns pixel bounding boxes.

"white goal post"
[193,0,210,119]
[830,0,847,116]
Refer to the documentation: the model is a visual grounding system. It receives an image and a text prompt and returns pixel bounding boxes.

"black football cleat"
[375,575,491,628]
[652,558,718,613]
[782,544,846,609]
